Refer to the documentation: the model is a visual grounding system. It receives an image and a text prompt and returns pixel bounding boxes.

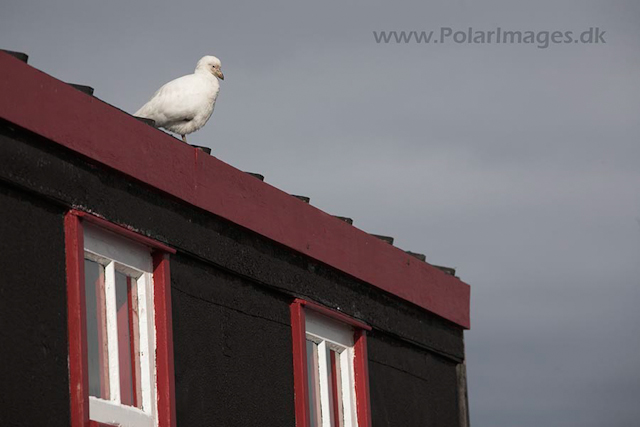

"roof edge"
[0,51,470,328]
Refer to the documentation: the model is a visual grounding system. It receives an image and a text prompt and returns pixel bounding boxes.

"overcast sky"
[2,1,639,425]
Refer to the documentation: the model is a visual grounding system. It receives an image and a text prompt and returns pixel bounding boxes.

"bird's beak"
[215,69,224,80]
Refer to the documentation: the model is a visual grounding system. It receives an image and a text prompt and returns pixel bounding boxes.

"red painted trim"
[291,299,372,426]
[290,301,310,427]
[153,252,177,427]
[0,51,469,328]
[71,211,176,254]
[353,330,372,427]
[65,212,90,427]
[294,299,371,331]
[66,211,176,427]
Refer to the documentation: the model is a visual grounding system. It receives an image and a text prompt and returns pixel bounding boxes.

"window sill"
[89,397,153,427]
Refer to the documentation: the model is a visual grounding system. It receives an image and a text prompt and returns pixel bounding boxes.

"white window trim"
[89,397,154,427]
[305,310,359,427]
[84,224,157,427]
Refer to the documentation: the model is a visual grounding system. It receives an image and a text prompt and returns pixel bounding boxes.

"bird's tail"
[134,104,149,118]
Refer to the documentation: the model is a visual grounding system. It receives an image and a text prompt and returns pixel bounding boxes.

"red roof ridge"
[0,51,470,328]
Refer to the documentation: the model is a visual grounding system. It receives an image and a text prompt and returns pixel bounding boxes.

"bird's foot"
[181,135,187,143]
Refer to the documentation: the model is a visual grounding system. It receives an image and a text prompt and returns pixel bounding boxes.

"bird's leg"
[182,134,187,143]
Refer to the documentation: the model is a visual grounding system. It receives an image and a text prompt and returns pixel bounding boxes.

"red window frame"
[64,210,177,427]
[290,298,372,427]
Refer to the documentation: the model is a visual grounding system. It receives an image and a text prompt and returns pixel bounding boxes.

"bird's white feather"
[134,56,222,138]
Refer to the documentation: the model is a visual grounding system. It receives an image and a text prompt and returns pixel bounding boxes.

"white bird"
[135,55,224,143]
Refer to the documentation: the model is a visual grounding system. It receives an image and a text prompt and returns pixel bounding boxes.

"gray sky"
[3,1,639,425]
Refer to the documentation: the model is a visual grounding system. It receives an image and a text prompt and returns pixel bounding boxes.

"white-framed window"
[83,224,156,427]
[305,310,359,427]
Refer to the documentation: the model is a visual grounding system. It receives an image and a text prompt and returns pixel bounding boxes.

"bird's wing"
[134,75,204,126]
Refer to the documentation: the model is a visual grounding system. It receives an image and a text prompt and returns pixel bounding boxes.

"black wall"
[0,184,71,427]
[368,332,461,426]
[171,255,296,426]
[0,120,466,427]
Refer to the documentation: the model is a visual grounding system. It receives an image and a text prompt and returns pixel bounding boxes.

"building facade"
[0,50,470,427]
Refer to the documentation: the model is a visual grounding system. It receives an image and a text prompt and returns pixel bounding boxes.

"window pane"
[306,340,322,427]
[84,259,109,399]
[115,270,141,408]
[330,350,344,427]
